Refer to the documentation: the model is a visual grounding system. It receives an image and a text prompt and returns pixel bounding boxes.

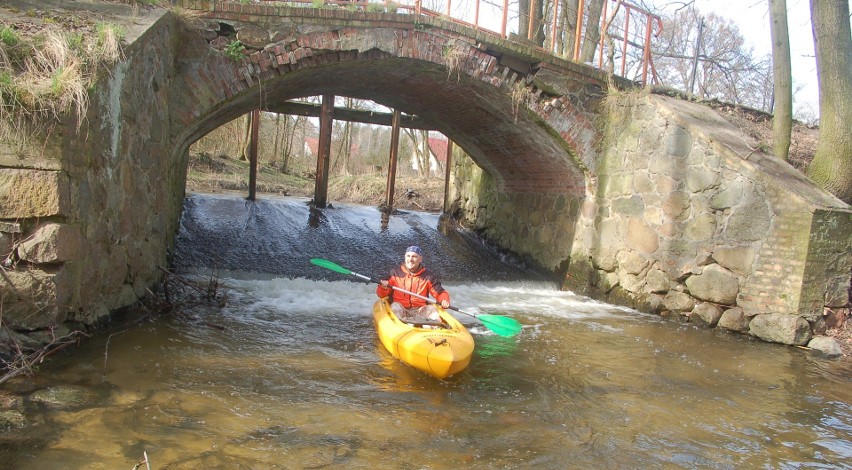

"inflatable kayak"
[372,298,474,379]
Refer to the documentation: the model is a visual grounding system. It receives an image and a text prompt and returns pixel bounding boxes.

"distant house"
[303,136,361,162]
[304,137,319,157]
[411,136,448,176]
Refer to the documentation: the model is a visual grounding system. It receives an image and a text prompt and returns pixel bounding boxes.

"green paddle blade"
[477,314,523,337]
[310,258,352,275]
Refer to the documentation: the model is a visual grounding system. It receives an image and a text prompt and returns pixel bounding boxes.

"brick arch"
[170,24,599,196]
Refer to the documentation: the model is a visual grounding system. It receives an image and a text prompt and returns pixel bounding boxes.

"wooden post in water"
[247,109,259,201]
[384,109,401,212]
[443,139,453,213]
[314,95,334,208]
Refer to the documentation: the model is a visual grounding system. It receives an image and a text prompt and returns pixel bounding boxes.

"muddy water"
[3,278,850,469]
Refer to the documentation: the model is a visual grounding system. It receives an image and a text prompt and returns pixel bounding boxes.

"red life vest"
[376,264,450,308]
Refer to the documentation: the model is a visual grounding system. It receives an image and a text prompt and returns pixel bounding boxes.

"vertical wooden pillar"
[384,109,401,212]
[443,139,453,213]
[247,109,259,201]
[314,94,334,208]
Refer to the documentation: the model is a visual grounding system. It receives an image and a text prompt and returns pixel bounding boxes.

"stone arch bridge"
[1,1,849,353]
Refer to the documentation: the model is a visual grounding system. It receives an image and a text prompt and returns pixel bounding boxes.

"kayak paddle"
[310,258,523,337]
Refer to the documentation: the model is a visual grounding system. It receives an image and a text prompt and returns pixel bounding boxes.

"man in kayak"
[377,245,450,324]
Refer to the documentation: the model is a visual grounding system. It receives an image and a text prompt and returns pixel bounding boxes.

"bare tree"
[579,0,606,63]
[769,0,792,161]
[653,9,773,111]
[806,0,852,203]
[403,128,434,178]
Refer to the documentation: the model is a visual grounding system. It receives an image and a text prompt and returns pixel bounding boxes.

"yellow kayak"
[372,298,474,379]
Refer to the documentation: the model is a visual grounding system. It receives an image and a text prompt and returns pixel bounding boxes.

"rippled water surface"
[1,195,849,469]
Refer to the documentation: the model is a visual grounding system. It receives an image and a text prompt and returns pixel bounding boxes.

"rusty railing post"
[528,0,537,41]
[247,109,259,201]
[474,0,480,30]
[313,94,334,208]
[384,109,402,212]
[442,139,453,213]
[550,0,559,53]
[501,0,509,38]
[621,4,631,76]
[573,0,585,61]
[598,0,607,68]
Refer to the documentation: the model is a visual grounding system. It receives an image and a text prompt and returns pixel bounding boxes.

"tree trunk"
[238,112,251,162]
[806,0,852,203]
[579,0,605,64]
[273,113,282,163]
[558,0,579,58]
[769,0,792,161]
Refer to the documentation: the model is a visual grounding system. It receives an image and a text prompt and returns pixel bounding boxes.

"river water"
[1,194,850,469]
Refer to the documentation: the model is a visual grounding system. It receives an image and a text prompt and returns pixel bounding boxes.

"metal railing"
[255,0,662,84]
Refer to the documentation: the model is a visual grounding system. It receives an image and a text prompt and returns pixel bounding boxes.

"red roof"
[428,137,448,162]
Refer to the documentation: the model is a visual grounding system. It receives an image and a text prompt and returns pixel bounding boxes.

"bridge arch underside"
[177,54,588,271]
[184,55,585,196]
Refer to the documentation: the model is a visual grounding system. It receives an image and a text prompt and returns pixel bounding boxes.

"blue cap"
[405,245,423,256]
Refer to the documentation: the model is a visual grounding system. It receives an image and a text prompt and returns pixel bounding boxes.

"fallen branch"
[0,326,88,386]
[131,450,150,470]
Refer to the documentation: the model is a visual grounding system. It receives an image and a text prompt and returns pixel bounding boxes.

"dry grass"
[185,151,446,211]
[0,17,126,141]
[443,41,468,82]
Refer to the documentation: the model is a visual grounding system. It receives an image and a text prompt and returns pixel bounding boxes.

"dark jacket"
[376,264,450,308]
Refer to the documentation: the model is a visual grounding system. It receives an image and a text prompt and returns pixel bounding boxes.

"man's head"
[404,245,423,271]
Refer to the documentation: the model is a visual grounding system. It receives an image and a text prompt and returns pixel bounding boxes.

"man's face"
[404,252,422,271]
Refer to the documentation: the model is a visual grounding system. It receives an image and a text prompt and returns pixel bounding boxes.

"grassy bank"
[185,151,447,212]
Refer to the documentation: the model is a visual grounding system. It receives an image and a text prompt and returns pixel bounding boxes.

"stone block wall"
[446,147,580,272]
[0,10,181,348]
[564,92,851,345]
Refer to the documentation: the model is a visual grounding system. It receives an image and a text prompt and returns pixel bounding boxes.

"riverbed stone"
[0,327,42,353]
[0,268,71,330]
[597,270,619,292]
[718,307,750,332]
[0,410,27,429]
[806,336,842,357]
[749,313,813,346]
[663,290,695,312]
[645,268,673,293]
[692,302,723,327]
[29,385,97,410]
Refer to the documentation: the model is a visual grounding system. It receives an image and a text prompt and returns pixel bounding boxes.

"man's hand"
[440,300,450,308]
[380,280,389,288]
